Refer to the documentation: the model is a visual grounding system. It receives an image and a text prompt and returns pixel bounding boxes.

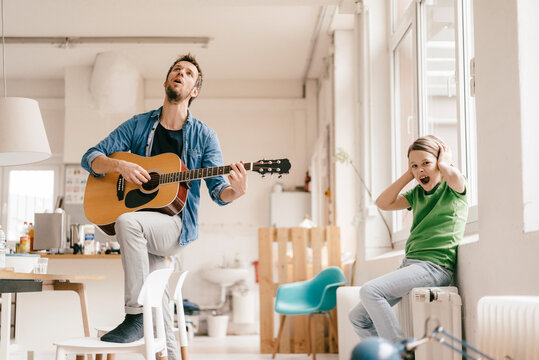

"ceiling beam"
[3,36,211,47]
[177,0,341,5]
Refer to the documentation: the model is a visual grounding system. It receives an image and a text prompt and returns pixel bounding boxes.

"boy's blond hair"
[407,135,446,158]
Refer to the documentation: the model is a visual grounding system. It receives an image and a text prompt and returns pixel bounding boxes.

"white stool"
[94,270,190,360]
[55,268,173,360]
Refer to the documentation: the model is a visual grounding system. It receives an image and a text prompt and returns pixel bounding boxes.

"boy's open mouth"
[419,175,430,185]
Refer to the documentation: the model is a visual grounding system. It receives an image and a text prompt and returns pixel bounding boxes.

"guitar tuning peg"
[261,174,266,178]
[278,175,282,178]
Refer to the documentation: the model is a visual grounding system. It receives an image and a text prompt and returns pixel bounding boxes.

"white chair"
[55,268,173,360]
[171,270,189,360]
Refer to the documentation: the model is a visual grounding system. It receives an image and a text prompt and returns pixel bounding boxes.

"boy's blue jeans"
[348,258,453,343]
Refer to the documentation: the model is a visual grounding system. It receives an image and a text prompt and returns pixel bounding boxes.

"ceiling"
[1,0,341,81]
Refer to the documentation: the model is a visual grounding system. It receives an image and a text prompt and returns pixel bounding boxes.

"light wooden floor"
[11,335,340,360]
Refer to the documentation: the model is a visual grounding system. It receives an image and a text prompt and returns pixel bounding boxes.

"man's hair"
[166,53,203,106]
[407,135,446,158]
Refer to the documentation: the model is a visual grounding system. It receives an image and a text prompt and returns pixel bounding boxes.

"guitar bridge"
[117,175,125,201]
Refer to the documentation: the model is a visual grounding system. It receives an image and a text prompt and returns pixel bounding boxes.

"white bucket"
[232,291,255,324]
[207,315,229,338]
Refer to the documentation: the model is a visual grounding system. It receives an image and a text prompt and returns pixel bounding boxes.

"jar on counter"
[19,235,30,253]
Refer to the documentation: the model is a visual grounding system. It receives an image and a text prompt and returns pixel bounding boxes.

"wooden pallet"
[258,226,341,354]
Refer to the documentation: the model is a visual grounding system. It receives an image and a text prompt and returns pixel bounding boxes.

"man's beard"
[165,83,189,103]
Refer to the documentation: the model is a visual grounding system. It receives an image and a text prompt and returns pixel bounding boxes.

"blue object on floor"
[350,337,402,360]
[272,266,347,359]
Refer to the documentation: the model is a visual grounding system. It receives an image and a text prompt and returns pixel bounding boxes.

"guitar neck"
[159,162,254,184]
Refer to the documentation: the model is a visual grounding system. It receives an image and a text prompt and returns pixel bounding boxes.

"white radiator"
[478,296,539,360]
[396,286,462,360]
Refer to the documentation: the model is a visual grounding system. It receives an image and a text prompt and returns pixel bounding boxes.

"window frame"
[390,2,420,245]
[456,0,478,220]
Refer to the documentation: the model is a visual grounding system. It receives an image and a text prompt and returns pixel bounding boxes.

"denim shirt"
[81,107,231,246]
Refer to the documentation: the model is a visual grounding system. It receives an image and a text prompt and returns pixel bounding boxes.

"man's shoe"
[100,313,144,343]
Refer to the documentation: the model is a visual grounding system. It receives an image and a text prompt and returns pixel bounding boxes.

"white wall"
[456,0,539,346]
[64,66,145,163]
[333,29,359,256]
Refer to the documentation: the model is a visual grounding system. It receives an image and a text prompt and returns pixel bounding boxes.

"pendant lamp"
[0,0,51,166]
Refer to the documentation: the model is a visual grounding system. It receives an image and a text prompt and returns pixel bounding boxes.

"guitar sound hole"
[141,172,161,191]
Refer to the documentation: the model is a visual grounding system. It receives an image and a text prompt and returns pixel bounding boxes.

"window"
[421,0,459,168]
[390,0,477,240]
[1,167,61,241]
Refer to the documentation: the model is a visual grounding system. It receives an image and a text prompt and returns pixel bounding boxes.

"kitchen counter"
[39,254,121,259]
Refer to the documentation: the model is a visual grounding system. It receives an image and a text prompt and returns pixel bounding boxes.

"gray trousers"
[115,211,183,360]
[348,258,452,342]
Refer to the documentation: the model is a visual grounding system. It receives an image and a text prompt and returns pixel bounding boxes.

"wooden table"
[0,271,104,360]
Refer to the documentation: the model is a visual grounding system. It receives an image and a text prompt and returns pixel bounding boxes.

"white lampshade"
[0,97,51,166]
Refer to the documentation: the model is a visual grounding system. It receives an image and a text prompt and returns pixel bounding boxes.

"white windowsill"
[368,232,479,264]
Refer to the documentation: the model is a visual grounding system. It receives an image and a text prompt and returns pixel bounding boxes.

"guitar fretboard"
[159,162,253,184]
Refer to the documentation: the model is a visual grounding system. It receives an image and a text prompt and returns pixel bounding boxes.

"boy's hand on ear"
[437,143,465,193]
[437,143,453,168]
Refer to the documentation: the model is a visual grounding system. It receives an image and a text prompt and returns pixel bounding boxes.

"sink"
[202,267,249,287]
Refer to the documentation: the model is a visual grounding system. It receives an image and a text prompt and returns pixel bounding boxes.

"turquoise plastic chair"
[272,266,346,360]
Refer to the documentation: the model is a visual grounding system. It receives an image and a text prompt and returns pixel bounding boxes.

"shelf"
[37,254,121,259]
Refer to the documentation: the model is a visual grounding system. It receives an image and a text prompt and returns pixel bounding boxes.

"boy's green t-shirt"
[403,181,468,271]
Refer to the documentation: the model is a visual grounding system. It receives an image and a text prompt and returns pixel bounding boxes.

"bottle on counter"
[83,224,96,255]
[28,222,34,251]
[19,222,30,253]
[0,225,6,268]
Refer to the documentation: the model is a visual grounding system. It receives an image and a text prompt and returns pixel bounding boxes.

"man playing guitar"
[81,53,247,359]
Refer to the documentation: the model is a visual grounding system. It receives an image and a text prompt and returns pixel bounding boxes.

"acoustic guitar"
[83,152,291,235]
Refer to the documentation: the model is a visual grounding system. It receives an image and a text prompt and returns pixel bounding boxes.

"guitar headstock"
[253,159,291,177]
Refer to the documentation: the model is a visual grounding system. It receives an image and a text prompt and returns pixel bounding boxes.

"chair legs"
[181,346,188,360]
[273,312,337,359]
[308,314,316,360]
[309,311,339,360]
[272,315,287,359]
[96,355,116,360]
[326,311,339,347]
